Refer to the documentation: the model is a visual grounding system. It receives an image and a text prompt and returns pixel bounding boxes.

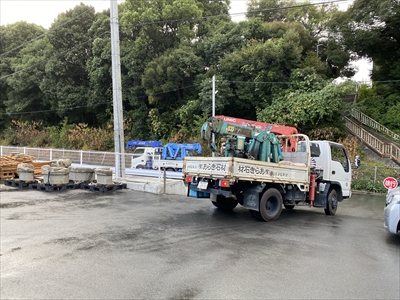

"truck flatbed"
[184,156,310,191]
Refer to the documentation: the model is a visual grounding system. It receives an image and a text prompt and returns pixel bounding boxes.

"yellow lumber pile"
[0,154,50,179]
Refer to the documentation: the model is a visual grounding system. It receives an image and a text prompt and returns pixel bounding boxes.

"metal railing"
[0,145,186,181]
[0,146,126,167]
[350,108,400,141]
[345,117,400,164]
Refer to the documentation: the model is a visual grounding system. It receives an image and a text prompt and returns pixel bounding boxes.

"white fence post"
[80,150,83,165]
[50,149,53,161]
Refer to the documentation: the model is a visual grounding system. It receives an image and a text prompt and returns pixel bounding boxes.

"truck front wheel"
[284,204,295,210]
[259,188,283,221]
[324,189,338,216]
[216,195,238,211]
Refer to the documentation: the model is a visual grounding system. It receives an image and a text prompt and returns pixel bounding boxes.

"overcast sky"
[0,0,354,29]
[0,0,370,82]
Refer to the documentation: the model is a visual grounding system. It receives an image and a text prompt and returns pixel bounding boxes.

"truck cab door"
[131,147,152,168]
[329,144,352,198]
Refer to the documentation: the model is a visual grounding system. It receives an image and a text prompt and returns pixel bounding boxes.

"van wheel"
[216,195,238,211]
[324,189,338,216]
[259,188,283,221]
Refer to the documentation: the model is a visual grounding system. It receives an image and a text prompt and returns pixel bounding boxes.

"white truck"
[183,117,352,221]
[127,140,202,171]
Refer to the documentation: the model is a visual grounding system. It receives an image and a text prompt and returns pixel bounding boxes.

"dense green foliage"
[0,0,399,149]
[329,0,400,134]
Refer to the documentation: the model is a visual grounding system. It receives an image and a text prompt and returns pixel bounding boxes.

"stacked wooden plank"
[0,154,50,179]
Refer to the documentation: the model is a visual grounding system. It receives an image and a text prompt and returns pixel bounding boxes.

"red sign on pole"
[383,177,398,189]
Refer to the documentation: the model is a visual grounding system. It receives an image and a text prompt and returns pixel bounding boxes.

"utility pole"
[110,0,125,179]
[212,76,216,157]
[212,75,215,117]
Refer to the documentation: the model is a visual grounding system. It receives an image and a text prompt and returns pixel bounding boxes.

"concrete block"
[19,171,34,181]
[17,163,34,181]
[95,168,113,185]
[69,167,94,182]
[42,166,70,185]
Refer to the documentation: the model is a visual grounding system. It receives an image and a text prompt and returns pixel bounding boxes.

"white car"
[384,187,400,234]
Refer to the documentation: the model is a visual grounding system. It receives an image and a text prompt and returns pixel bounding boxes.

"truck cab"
[312,141,352,199]
[131,147,162,169]
[126,140,163,169]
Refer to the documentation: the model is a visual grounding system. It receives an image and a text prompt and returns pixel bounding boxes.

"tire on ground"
[216,195,238,211]
[324,188,339,216]
[259,188,283,221]
[284,204,295,210]
[250,210,263,221]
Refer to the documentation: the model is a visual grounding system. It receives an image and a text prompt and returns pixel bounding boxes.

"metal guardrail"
[350,108,400,141]
[0,146,185,180]
[345,117,400,164]
[0,146,124,167]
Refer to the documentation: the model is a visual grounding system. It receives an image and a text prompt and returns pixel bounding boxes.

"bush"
[1,120,50,147]
[351,157,399,194]
[352,179,387,194]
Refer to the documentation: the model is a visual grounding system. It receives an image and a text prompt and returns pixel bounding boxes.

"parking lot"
[1,186,399,299]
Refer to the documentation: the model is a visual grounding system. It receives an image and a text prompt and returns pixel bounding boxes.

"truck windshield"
[133,149,145,155]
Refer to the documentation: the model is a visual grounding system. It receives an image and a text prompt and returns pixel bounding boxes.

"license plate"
[197,181,208,190]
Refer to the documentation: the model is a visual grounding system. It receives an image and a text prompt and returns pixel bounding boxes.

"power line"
[123,0,349,29]
[0,83,203,117]
[0,31,110,80]
[4,78,400,117]
[0,0,107,58]
[0,0,350,60]
[1,0,349,79]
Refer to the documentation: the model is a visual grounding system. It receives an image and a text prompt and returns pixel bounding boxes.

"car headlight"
[386,195,400,206]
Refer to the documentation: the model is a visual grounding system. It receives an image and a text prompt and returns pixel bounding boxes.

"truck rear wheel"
[250,210,263,221]
[216,195,238,211]
[324,189,338,216]
[259,188,283,221]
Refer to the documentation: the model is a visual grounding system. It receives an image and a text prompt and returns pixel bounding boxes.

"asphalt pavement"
[0,186,399,299]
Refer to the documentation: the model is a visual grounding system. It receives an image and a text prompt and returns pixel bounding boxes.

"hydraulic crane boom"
[201,117,283,163]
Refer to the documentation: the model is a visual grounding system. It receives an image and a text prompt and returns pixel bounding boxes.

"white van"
[384,187,400,234]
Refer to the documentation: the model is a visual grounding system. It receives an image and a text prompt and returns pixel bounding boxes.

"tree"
[257,71,355,139]
[142,46,203,139]
[195,20,245,67]
[0,22,47,130]
[40,4,97,124]
[86,11,113,125]
[332,0,400,133]
[331,0,400,83]
[246,0,297,22]
[208,28,303,120]
[5,38,52,123]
